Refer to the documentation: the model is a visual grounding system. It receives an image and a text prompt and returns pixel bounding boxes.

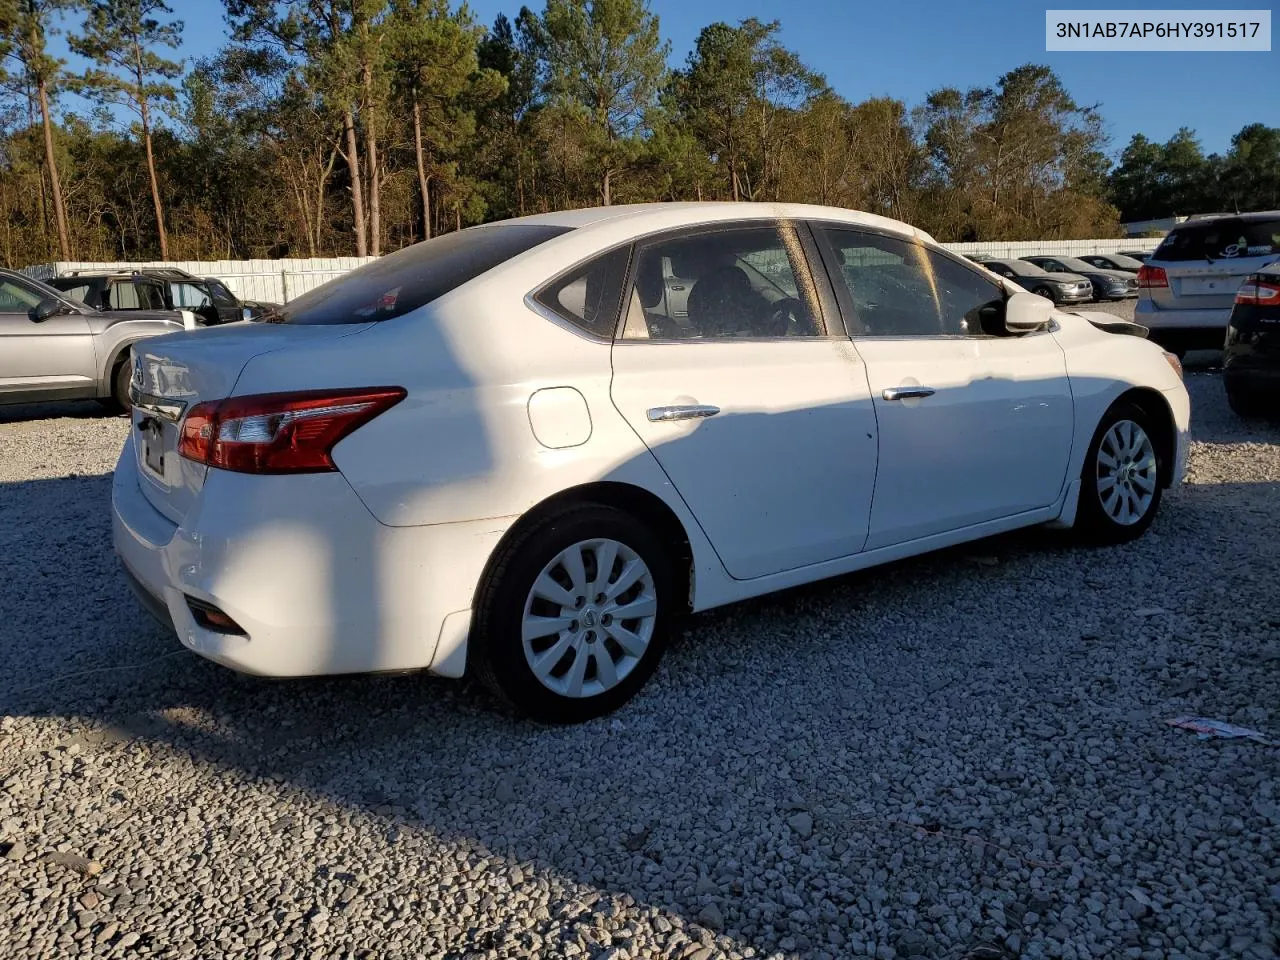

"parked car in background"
[1079,253,1145,273]
[0,267,188,410]
[1136,212,1280,356]
[49,268,279,327]
[48,271,172,314]
[145,268,281,324]
[1119,251,1153,263]
[1222,263,1280,417]
[963,253,994,263]
[112,202,1189,723]
[1021,255,1139,301]
[980,258,1093,304]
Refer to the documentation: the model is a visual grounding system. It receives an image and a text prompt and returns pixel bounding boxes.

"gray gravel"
[3,364,1279,960]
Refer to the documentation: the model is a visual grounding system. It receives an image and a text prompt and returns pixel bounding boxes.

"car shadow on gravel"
[4,375,1280,960]
[0,400,122,423]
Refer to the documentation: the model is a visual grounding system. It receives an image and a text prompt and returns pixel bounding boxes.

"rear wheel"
[1076,402,1164,544]
[471,504,675,723]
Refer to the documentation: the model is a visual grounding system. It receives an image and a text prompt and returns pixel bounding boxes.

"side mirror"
[1003,292,1055,334]
[30,298,65,322]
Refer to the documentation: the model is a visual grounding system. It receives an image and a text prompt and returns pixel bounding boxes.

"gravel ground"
[2,349,1279,960]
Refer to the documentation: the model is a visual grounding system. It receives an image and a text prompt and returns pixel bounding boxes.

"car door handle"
[882,386,936,401]
[668,284,686,291]
[647,404,720,422]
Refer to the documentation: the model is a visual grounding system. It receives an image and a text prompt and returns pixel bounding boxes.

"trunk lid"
[128,322,372,523]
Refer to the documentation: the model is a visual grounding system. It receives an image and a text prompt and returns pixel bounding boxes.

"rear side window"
[532,247,631,338]
[1155,218,1280,262]
[279,224,571,325]
[109,282,141,309]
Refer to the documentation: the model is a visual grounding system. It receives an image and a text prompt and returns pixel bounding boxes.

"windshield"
[1107,254,1144,270]
[276,223,572,325]
[47,280,93,303]
[1154,217,1280,263]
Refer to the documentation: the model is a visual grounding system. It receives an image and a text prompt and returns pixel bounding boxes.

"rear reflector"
[1137,265,1168,289]
[1235,278,1280,305]
[178,387,405,474]
[186,597,246,635]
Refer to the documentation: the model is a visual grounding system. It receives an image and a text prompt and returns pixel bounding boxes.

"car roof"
[498,202,938,245]
[1174,210,1280,227]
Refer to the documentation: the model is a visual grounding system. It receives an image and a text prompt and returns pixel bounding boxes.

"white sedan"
[113,203,1190,722]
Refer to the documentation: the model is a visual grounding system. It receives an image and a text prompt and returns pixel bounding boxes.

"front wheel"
[1032,285,1055,301]
[471,504,675,723]
[1075,402,1164,544]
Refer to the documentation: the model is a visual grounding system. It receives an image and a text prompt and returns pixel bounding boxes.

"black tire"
[100,360,132,414]
[1226,385,1263,419]
[1075,401,1164,545]
[470,503,675,723]
[1031,285,1055,301]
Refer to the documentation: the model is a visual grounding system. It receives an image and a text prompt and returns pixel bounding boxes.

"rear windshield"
[1154,218,1280,263]
[275,224,572,325]
[48,280,93,302]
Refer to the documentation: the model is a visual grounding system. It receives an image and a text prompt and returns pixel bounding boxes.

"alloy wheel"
[521,538,658,699]
[1095,419,1158,526]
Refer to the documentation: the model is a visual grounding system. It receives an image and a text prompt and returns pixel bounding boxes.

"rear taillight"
[1235,277,1280,305]
[177,387,405,474]
[1137,265,1168,288]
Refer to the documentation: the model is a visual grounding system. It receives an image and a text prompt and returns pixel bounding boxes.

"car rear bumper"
[1135,300,1231,331]
[112,434,511,679]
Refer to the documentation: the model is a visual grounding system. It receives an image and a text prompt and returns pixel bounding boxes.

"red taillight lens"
[177,387,406,474]
[1235,278,1280,305]
[1136,265,1168,288]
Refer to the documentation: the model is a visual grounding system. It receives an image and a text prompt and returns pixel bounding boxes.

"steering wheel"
[756,297,806,337]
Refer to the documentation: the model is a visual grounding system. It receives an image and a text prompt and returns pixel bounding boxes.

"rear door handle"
[647,404,720,422]
[882,386,936,401]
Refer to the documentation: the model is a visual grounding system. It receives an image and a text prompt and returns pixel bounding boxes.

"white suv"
[1136,212,1280,356]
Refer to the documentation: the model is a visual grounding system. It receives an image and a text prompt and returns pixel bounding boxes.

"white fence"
[942,238,1161,259]
[22,238,1161,303]
[21,257,376,304]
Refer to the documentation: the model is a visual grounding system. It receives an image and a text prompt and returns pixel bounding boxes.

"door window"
[621,225,825,340]
[171,282,213,309]
[108,282,142,310]
[208,280,238,308]
[0,279,44,312]
[819,228,1005,337]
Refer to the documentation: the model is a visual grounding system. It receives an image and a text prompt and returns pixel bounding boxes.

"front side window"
[621,224,824,340]
[171,282,213,309]
[820,228,1004,337]
[0,278,44,312]
[208,281,238,307]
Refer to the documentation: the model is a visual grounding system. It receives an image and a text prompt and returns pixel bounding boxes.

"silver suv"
[1136,212,1280,355]
[0,267,189,411]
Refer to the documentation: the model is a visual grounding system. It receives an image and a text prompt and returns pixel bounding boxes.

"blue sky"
[48,0,1279,158]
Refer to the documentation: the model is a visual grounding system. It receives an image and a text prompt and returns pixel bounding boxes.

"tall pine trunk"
[362,61,380,256]
[37,80,71,260]
[411,95,430,240]
[139,100,168,259]
[342,109,368,257]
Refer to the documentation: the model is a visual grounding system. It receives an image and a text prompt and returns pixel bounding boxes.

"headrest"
[635,253,663,308]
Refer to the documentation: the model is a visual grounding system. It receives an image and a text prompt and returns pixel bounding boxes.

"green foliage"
[1,3,1275,266]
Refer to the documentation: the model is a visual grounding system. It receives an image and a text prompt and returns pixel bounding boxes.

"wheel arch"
[1112,386,1177,488]
[473,481,696,615]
